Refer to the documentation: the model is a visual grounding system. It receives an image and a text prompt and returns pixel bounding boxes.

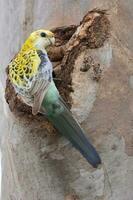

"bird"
[8,29,101,168]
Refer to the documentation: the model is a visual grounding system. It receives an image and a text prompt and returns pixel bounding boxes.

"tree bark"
[0,1,133,200]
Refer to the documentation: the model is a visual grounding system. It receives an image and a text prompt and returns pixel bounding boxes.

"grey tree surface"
[0,0,133,200]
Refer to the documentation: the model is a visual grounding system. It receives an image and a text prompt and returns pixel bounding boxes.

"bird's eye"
[40,32,46,37]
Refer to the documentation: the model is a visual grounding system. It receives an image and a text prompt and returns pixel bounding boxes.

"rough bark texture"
[0,1,133,200]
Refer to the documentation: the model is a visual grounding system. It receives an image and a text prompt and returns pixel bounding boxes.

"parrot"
[8,29,101,168]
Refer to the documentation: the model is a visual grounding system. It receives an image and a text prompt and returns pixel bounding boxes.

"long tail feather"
[43,97,101,168]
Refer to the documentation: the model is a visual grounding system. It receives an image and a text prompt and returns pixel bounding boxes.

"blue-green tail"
[41,82,101,168]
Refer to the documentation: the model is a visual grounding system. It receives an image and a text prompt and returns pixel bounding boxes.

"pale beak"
[49,37,55,45]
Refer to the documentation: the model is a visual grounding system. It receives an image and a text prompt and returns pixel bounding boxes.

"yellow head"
[22,29,55,51]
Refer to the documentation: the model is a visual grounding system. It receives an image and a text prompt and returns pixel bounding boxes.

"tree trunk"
[0,1,133,200]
